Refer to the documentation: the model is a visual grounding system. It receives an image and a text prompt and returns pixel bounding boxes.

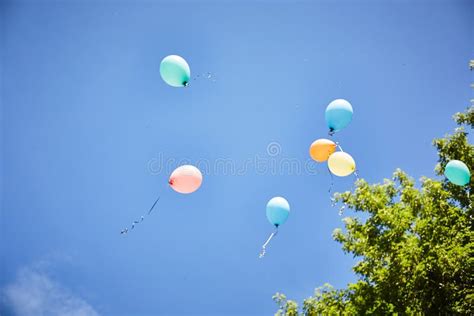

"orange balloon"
[309,139,336,162]
[169,165,203,194]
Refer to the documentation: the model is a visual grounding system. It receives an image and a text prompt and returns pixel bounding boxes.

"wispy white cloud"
[1,266,99,316]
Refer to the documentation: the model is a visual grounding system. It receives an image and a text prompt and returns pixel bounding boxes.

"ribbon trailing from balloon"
[327,165,335,193]
[259,227,278,258]
[192,72,217,83]
[120,196,161,235]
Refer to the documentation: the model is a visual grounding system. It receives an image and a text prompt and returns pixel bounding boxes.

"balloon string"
[120,195,161,235]
[192,72,216,83]
[350,170,360,193]
[354,170,360,180]
[336,142,344,152]
[147,196,161,215]
[259,227,279,258]
[328,166,334,194]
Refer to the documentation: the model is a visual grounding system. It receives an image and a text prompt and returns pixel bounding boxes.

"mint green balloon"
[160,55,191,87]
[444,160,471,186]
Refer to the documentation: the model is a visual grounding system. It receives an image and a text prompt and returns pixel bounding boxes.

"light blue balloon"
[325,99,353,132]
[444,160,471,186]
[266,197,290,227]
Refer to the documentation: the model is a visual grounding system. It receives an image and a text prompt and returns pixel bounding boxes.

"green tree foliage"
[274,107,473,315]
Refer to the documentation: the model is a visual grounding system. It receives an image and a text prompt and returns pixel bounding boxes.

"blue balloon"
[444,160,471,186]
[266,197,290,227]
[325,99,353,132]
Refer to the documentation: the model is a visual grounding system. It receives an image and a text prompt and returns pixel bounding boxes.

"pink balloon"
[169,165,203,194]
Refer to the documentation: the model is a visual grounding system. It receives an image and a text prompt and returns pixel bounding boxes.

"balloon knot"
[183,81,189,87]
[169,179,174,186]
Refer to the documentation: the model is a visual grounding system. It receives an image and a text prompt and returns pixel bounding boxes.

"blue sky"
[1,0,473,315]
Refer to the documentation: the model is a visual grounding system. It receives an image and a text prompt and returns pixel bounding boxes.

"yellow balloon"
[309,139,337,162]
[328,152,356,177]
